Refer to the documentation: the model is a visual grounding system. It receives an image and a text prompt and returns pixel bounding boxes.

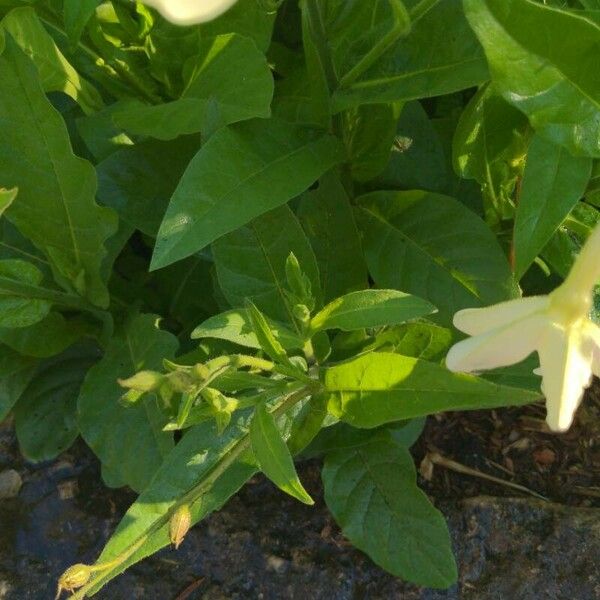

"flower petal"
[140,0,238,25]
[537,324,594,432]
[453,296,548,336]
[446,314,546,373]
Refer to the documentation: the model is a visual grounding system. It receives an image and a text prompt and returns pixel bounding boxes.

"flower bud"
[169,504,192,550]
[55,563,91,599]
[118,370,163,392]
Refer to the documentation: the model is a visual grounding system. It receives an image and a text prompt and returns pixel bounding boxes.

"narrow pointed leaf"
[250,402,314,505]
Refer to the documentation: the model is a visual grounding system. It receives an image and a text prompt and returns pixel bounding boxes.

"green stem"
[73,384,318,598]
[409,0,441,23]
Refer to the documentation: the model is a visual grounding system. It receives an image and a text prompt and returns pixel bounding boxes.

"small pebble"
[0,469,22,499]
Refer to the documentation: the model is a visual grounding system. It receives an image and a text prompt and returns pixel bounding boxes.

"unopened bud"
[166,371,193,392]
[292,303,310,324]
[56,563,92,599]
[118,370,163,392]
[169,504,192,550]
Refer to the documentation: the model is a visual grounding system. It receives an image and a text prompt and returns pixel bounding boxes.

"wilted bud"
[292,303,311,324]
[118,370,163,392]
[169,504,192,550]
[166,370,194,392]
[55,563,91,599]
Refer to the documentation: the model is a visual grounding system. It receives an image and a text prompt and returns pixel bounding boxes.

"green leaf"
[192,308,304,350]
[356,190,516,325]
[331,1,488,111]
[364,322,453,362]
[96,136,200,237]
[0,259,51,328]
[287,393,329,456]
[250,402,314,505]
[323,352,541,428]
[0,344,36,421]
[297,173,367,302]
[112,33,273,140]
[213,205,321,325]
[78,418,257,597]
[14,345,99,461]
[345,103,402,182]
[453,83,529,223]
[310,289,436,334]
[370,101,448,194]
[1,7,103,114]
[322,431,457,588]
[246,301,295,366]
[514,135,592,278]
[0,312,82,358]
[151,119,344,270]
[78,314,179,492]
[63,0,100,45]
[464,0,600,157]
[0,36,117,307]
[0,187,17,217]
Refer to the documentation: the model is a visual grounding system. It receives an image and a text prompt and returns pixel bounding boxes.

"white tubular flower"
[138,0,238,25]
[446,223,600,432]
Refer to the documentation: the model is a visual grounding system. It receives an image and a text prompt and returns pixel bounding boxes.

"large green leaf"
[323,352,541,428]
[1,7,103,114]
[331,0,488,111]
[297,174,367,302]
[192,309,304,351]
[14,345,99,461]
[0,312,82,358]
[0,344,36,421]
[356,191,515,325]
[250,402,314,505]
[464,0,600,157]
[322,431,457,588]
[213,205,321,325]
[453,83,530,223]
[310,289,436,333]
[78,314,179,492]
[151,118,344,270]
[113,33,273,140]
[0,259,51,328]
[0,36,117,307]
[96,136,200,237]
[514,135,592,278]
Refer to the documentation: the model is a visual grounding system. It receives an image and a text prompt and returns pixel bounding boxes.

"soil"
[1,382,599,600]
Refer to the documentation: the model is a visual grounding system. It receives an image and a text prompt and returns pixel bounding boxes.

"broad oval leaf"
[322,431,457,588]
[356,190,516,325]
[0,36,117,307]
[464,0,600,157]
[514,135,592,278]
[0,259,51,328]
[78,314,179,492]
[323,352,541,428]
[310,289,436,333]
[14,345,100,462]
[192,308,304,350]
[151,119,344,270]
[250,402,314,505]
[331,0,488,111]
[213,205,321,325]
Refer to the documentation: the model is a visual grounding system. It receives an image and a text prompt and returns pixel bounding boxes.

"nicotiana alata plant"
[0,0,598,596]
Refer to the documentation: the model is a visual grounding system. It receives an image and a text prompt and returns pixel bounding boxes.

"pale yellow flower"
[447,223,600,432]
[139,0,238,25]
